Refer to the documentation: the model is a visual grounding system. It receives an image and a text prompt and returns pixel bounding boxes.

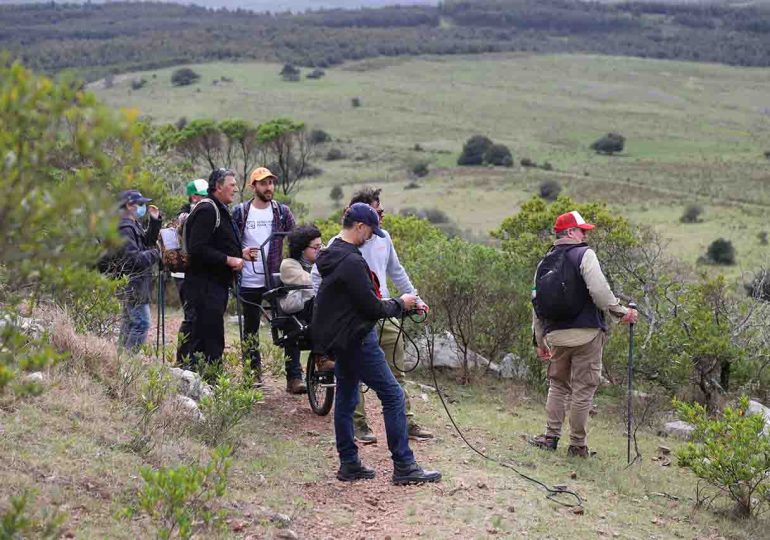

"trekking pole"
[627,302,637,465]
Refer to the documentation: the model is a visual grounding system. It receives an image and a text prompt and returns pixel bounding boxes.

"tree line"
[0,0,768,80]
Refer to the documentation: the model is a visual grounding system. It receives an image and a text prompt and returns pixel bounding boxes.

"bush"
[325,148,344,161]
[484,143,513,167]
[538,179,562,201]
[329,185,344,206]
[131,78,147,90]
[413,143,424,152]
[680,204,703,223]
[309,129,331,144]
[457,135,493,166]
[590,132,625,155]
[411,160,430,177]
[520,157,536,167]
[351,97,361,107]
[0,491,66,539]
[130,446,232,539]
[705,238,736,265]
[280,63,300,81]
[744,268,770,301]
[675,396,770,518]
[758,231,768,245]
[306,68,325,79]
[171,68,200,87]
[196,373,261,446]
[541,161,554,171]
[404,181,420,190]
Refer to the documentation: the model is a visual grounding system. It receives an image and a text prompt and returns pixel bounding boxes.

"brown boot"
[315,355,335,371]
[528,434,559,451]
[286,378,307,395]
[567,445,590,458]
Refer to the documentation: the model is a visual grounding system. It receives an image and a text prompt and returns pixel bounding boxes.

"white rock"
[172,394,204,422]
[169,367,212,401]
[22,371,45,383]
[747,400,770,436]
[499,353,529,380]
[663,420,695,440]
[404,332,499,372]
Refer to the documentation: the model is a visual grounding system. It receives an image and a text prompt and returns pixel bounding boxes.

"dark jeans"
[185,274,229,373]
[119,303,151,352]
[332,328,414,466]
[174,277,196,366]
[282,300,313,381]
[240,287,265,374]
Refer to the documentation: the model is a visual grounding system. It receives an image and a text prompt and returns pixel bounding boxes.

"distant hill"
[1,0,768,79]
[0,0,439,11]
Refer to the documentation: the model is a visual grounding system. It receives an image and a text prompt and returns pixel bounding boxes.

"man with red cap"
[529,210,637,457]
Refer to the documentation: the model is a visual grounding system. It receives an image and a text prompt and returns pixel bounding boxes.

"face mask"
[135,204,147,218]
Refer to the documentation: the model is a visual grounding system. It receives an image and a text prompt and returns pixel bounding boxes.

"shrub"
[131,78,147,90]
[705,238,736,265]
[457,135,493,166]
[680,204,703,223]
[0,491,65,539]
[329,185,344,206]
[764,150,770,160]
[280,63,300,82]
[309,129,331,144]
[171,68,200,87]
[404,181,420,190]
[413,143,424,152]
[675,396,770,518]
[411,160,430,177]
[325,148,344,161]
[541,161,554,171]
[484,143,513,167]
[128,365,173,454]
[538,179,562,201]
[758,231,768,245]
[590,132,625,155]
[744,268,770,301]
[196,373,261,446]
[520,157,536,167]
[306,68,325,79]
[351,97,361,107]
[130,446,232,539]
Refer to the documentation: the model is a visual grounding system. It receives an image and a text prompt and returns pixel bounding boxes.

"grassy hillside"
[93,53,770,274]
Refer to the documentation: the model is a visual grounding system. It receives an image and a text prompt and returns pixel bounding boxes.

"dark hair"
[348,187,381,207]
[207,168,235,195]
[288,225,322,260]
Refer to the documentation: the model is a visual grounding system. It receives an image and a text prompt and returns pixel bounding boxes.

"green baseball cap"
[186,179,208,197]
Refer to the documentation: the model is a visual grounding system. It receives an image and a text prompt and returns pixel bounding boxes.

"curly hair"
[288,225,322,261]
[348,186,381,207]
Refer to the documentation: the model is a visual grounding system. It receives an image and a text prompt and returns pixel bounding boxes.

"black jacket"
[185,197,241,287]
[118,214,161,305]
[312,239,404,353]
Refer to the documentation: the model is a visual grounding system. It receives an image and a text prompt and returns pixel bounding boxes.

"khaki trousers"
[353,319,414,429]
[545,331,605,447]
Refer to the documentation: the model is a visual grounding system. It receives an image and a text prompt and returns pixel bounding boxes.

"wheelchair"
[246,232,334,416]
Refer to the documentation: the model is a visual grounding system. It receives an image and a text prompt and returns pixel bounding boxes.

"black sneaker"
[337,461,376,482]
[392,462,442,485]
[528,434,559,451]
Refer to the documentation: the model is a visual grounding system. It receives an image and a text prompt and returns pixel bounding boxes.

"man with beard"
[232,167,298,391]
[312,203,441,484]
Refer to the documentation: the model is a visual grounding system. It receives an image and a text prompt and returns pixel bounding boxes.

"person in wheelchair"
[278,225,334,374]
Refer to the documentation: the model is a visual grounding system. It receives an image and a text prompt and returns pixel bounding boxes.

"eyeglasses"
[308,243,324,251]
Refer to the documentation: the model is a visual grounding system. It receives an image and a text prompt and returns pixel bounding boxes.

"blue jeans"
[333,328,415,466]
[119,303,151,352]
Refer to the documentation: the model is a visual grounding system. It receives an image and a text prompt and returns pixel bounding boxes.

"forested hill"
[1,0,769,80]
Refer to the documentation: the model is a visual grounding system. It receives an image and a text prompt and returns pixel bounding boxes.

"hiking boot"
[392,462,442,485]
[528,434,559,451]
[408,424,434,441]
[354,424,378,445]
[315,355,335,371]
[337,460,376,482]
[567,445,590,458]
[286,378,307,394]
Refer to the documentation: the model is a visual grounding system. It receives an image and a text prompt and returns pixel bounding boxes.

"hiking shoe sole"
[392,473,442,486]
[337,470,376,482]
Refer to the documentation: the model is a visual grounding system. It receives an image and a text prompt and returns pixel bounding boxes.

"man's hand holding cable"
[226,256,244,271]
[241,247,258,261]
[400,293,418,311]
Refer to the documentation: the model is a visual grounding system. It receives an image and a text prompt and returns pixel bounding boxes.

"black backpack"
[533,244,589,321]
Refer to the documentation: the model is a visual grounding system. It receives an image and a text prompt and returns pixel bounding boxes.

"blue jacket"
[117,214,161,305]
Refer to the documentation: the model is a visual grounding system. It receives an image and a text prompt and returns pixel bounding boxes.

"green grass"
[93,53,770,275]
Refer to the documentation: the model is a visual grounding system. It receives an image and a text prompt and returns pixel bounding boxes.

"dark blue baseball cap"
[346,202,385,238]
[120,189,152,206]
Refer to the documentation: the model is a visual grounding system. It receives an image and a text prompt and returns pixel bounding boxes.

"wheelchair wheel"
[306,354,334,416]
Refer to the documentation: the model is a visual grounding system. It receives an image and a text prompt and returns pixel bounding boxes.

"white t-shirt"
[240,204,273,288]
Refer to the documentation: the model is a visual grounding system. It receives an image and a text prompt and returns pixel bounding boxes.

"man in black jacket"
[312,203,441,485]
[184,169,244,376]
[117,189,162,352]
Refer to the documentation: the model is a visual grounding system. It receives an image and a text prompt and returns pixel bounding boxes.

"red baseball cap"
[554,210,595,233]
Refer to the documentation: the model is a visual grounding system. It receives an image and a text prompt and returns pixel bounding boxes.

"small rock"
[276,530,298,540]
[507,505,515,513]
[171,395,204,422]
[657,445,671,455]
[569,471,577,480]
[572,506,585,515]
[270,513,292,527]
[477,481,487,489]
[662,420,695,440]
[22,371,45,383]
[231,520,247,532]
[554,484,568,491]
[420,393,429,402]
